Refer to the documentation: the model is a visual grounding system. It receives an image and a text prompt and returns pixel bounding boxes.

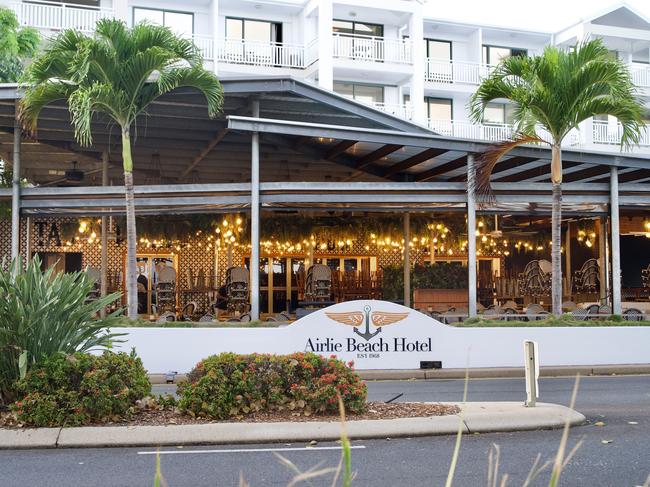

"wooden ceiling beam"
[382,148,448,177]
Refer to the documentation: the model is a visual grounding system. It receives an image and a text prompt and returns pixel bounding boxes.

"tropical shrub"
[12,350,150,426]
[178,353,367,419]
[0,256,124,405]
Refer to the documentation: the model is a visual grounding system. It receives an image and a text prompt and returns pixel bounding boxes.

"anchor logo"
[325,305,409,341]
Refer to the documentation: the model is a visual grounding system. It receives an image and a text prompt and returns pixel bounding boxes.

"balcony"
[333,33,412,64]
[593,121,650,146]
[370,102,413,120]
[215,38,307,69]
[629,63,650,89]
[425,59,492,85]
[427,119,581,147]
[12,1,113,33]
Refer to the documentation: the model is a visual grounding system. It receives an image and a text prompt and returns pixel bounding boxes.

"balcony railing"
[12,1,113,32]
[425,59,492,85]
[193,35,213,61]
[333,33,412,64]
[593,121,650,146]
[629,63,650,89]
[215,38,306,69]
[370,102,413,120]
[428,119,581,146]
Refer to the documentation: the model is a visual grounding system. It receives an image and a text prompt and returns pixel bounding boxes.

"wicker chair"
[305,264,332,301]
[225,266,250,314]
[574,259,600,294]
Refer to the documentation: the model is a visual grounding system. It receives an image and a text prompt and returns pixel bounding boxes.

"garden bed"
[456,315,650,327]
[0,402,458,428]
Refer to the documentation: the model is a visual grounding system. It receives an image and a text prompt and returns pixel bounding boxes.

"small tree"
[469,40,645,315]
[0,7,39,82]
[20,19,223,318]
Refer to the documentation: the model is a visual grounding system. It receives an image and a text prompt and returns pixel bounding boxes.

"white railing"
[193,35,213,61]
[332,33,412,64]
[12,1,112,32]
[427,119,582,146]
[370,102,413,120]
[629,63,650,88]
[305,38,319,66]
[425,58,493,85]
[216,38,305,69]
[593,121,650,146]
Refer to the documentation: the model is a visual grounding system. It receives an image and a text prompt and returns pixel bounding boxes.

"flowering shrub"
[178,353,367,419]
[12,351,151,427]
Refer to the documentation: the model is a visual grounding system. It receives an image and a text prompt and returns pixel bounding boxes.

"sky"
[423,0,650,32]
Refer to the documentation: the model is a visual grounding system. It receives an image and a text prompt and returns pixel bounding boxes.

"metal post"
[610,167,622,315]
[598,217,607,303]
[467,154,477,317]
[250,99,261,320]
[565,221,571,297]
[10,117,21,262]
[100,152,109,313]
[523,340,539,407]
[403,212,411,308]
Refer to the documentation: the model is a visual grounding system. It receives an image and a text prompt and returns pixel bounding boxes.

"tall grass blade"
[548,374,581,487]
[444,366,470,487]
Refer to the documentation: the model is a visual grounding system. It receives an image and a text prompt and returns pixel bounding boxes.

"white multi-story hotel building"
[5,0,650,152]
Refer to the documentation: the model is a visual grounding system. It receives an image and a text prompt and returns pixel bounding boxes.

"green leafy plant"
[0,7,39,83]
[0,256,124,405]
[383,262,468,301]
[12,350,150,426]
[178,353,367,420]
[20,19,223,318]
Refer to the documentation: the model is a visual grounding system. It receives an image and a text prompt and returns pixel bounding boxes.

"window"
[425,97,453,120]
[226,18,282,43]
[483,102,516,125]
[333,82,384,104]
[482,45,527,65]
[133,7,193,36]
[333,20,383,38]
[425,39,452,60]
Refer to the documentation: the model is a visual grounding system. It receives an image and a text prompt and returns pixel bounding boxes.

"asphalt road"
[1,375,649,487]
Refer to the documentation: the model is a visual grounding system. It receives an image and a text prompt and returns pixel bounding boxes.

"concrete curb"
[0,402,585,449]
[149,364,650,384]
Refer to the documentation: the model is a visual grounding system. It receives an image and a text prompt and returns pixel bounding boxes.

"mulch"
[0,402,459,429]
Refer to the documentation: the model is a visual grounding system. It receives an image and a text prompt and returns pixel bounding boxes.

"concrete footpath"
[0,402,585,450]
[148,364,650,384]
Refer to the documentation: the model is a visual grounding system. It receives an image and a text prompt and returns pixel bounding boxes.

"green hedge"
[458,315,650,327]
[12,351,151,427]
[178,352,367,420]
[383,262,468,300]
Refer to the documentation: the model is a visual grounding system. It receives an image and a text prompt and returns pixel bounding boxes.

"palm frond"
[471,133,545,205]
[19,81,75,135]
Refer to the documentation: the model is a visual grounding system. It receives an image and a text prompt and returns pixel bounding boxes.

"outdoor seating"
[225,266,250,314]
[180,301,198,321]
[304,264,332,301]
[574,259,600,294]
[518,260,551,298]
[525,303,549,321]
[562,300,578,312]
[642,264,650,289]
[623,308,644,321]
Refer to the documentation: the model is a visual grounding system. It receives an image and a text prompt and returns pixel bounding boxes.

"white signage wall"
[112,300,650,373]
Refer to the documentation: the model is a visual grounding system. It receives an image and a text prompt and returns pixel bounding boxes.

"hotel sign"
[297,300,438,368]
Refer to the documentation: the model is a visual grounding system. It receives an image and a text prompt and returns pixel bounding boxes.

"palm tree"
[469,39,645,316]
[20,19,223,318]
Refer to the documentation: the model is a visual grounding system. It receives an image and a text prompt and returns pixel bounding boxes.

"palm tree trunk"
[551,145,563,316]
[122,128,138,319]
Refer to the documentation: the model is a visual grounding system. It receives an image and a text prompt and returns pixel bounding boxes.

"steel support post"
[610,167,622,315]
[467,154,478,317]
[250,100,261,320]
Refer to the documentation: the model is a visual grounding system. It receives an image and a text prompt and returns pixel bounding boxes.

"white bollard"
[523,340,539,407]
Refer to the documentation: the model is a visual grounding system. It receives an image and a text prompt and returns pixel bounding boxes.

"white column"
[250,100,261,320]
[113,0,129,24]
[403,213,411,308]
[409,9,425,124]
[467,154,477,317]
[100,152,109,314]
[610,167,622,315]
[11,117,21,262]
[211,0,220,75]
[317,0,333,90]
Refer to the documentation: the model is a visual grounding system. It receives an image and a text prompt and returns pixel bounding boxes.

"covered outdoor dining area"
[0,77,649,322]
